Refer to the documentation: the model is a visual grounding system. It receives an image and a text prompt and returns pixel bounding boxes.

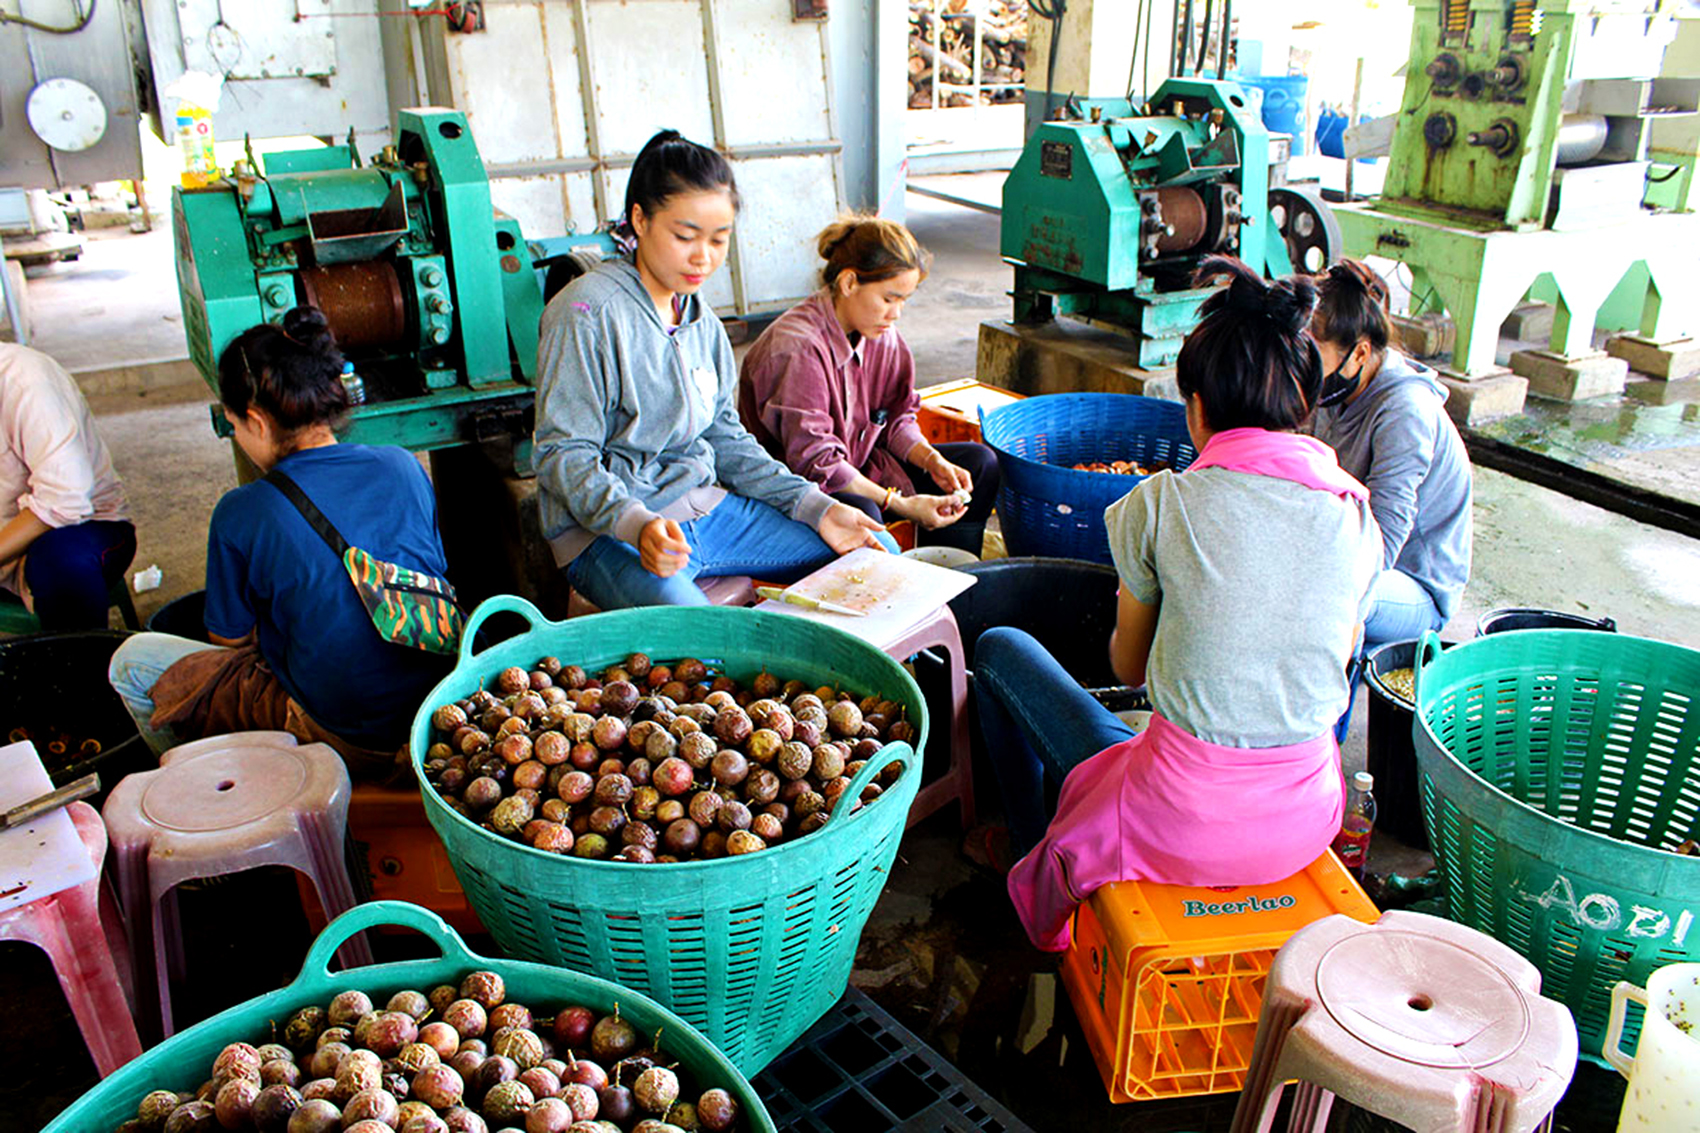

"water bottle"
[340,361,366,406]
[1333,771,1377,880]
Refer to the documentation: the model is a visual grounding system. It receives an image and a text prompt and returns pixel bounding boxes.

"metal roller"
[1154,187,1209,253]
[297,261,408,350]
[1556,113,1609,166]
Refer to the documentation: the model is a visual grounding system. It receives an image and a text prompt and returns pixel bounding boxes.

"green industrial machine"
[1334,0,1700,380]
[174,108,545,453]
[1000,77,1339,369]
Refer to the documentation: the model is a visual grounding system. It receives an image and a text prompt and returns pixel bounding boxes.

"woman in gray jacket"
[534,130,890,610]
[1308,260,1472,646]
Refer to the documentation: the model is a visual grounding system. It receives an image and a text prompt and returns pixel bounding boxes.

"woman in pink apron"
[978,256,1384,951]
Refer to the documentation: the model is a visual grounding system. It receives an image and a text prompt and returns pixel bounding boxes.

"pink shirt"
[738,290,928,494]
[0,345,129,600]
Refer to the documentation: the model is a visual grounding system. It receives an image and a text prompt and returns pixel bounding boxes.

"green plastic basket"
[1411,628,1700,1060]
[410,596,928,1076]
[43,901,775,1132]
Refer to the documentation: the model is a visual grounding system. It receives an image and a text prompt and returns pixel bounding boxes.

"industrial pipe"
[1555,114,1608,166]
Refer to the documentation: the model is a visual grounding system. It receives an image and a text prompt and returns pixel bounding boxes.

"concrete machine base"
[1607,335,1700,381]
[976,318,1181,401]
[1437,370,1532,427]
[1510,349,1630,401]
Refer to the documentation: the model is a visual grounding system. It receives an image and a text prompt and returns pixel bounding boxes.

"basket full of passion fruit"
[409,597,928,1075]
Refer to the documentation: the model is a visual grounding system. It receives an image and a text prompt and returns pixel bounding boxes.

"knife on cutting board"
[1,773,99,830]
[755,586,867,617]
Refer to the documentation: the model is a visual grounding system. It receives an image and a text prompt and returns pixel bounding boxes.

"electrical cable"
[1178,0,1193,77]
[1126,0,1147,102]
[1141,0,1152,102]
[1196,0,1213,73]
[1216,0,1231,79]
[1030,0,1067,121]
[0,0,96,34]
[1646,166,1683,184]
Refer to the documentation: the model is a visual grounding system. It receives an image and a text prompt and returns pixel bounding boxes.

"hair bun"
[1194,255,1315,335]
[1329,260,1390,310]
[282,305,338,350]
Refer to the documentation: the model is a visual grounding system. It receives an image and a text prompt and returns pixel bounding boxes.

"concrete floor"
[6,191,1697,1130]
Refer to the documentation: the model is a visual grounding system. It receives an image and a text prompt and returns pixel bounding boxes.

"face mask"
[1317,355,1363,408]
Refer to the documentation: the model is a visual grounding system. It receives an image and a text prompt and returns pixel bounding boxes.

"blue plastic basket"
[978,393,1196,564]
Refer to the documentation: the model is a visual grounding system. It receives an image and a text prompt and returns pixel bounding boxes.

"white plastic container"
[1605,962,1700,1131]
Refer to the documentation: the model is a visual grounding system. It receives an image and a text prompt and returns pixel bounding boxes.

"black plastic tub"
[1363,638,1461,850]
[1476,607,1616,636]
[0,630,149,796]
[146,589,210,643]
[947,557,1121,684]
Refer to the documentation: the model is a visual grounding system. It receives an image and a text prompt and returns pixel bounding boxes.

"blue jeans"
[566,494,899,611]
[1363,568,1445,648]
[974,626,1137,858]
[108,632,230,754]
[6,519,137,630]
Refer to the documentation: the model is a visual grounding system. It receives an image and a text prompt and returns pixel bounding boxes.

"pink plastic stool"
[102,731,373,1038]
[1228,910,1577,1133]
[567,575,756,617]
[873,606,973,832]
[0,800,143,1076]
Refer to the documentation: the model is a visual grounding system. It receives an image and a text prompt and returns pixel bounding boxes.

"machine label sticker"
[1181,894,1296,917]
[1040,141,1073,180]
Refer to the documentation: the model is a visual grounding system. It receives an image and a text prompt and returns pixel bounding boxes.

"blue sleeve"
[203,494,257,640]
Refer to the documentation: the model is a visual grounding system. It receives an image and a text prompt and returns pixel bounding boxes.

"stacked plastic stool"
[102,730,372,1037]
[0,799,143,1076]
[1227,910,1578,1133]
[874,606,973,831]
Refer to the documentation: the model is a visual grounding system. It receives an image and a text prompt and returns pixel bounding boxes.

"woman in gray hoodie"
[534,131,891,610]
[1308,260,1472,647]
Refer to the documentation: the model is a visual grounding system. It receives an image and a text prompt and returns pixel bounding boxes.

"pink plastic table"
[102,731,371,1038]
[1228,910,1578,1133]
[0,800,142,1076]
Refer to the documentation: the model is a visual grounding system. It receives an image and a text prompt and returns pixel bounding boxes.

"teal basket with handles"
[43,901,775,1132]
[1411,628,1700,1061]
[411,596,928,1076]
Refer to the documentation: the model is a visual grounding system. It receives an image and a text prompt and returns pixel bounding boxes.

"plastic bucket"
[1363,638,1458,850]
[1235,74,1308,148]
[411,597,928,1075]
[1477,606,1617,636]
[1605,962,1700,1130]
[145,589,210,643]
[42,901,776,1132]
[0,630,148,797]
[947,557,1121,682]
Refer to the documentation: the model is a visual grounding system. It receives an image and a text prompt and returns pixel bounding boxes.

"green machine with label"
[999,77,1340,369]
[1333,0,1699,382]
[173,108,546,454]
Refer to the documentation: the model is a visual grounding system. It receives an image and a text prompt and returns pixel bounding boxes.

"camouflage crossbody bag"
[265,469,464,655]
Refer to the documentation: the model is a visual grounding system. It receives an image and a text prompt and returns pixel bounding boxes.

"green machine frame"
[174,109,544,454]
[1334,0,1700,377]
[1000,77,1329,369]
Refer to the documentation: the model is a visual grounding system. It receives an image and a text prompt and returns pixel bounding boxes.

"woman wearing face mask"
[534,131,891,610]
[1308,260,1472,647]
[739,215,999,555]
[107,307,456,776]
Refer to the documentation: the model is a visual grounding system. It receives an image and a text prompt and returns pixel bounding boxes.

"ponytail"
[1175,256,1323,432]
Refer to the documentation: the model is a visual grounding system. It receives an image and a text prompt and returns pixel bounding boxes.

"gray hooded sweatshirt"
[534,260,835,565]
[1308,349,1472,619]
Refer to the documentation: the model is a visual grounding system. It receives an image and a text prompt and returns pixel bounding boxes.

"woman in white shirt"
[0,344,134,630]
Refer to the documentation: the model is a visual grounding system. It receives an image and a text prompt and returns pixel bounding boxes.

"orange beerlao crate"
[916,379,1025,445]
[1061,850,1378,1103]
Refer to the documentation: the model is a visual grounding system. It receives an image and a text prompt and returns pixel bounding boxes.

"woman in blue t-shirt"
[107,307,453,776]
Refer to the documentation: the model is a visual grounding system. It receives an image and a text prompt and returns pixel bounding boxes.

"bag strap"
[265,468,353,559]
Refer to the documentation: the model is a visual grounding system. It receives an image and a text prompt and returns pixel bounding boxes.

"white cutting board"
[0,740,96,912]
[753,546,977,649]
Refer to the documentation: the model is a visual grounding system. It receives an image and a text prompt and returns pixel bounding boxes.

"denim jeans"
[973,626,1138,857]
[1363,568,1446,649]
[566,493,899,611]
[5,518,137,630]
[108,632,230,754]
[833,441,1001,555]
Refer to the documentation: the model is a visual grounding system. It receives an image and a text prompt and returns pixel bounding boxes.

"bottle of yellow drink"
[167,72,224,188]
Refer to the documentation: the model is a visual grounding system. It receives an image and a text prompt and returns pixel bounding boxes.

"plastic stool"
[874,606,973,831]
[0,800,143,1076]
[566,574,755,617]
[1228,910,1578,1133]
[102,731,373,1038]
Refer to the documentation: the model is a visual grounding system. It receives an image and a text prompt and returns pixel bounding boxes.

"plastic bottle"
[340,362,366,406]
[167,72,224,189]
[1333,771,1377,880]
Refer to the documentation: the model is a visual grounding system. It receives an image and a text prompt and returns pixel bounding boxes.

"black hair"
[622,129,740,234]
[1313,259,1393,357]
[217,306,350,433]
[1175,256,1322,432]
